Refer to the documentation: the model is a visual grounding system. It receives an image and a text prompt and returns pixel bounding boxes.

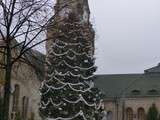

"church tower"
[46,0,94,53]
[54,0,90,23]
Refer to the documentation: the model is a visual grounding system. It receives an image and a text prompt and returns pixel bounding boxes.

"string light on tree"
[39,9,104,120]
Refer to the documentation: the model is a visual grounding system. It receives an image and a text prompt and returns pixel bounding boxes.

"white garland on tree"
[40,18,103,120]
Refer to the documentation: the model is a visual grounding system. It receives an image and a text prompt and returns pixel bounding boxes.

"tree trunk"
[2,45,12,120]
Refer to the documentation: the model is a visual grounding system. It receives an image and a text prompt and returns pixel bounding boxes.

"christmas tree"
[39,13,104,120]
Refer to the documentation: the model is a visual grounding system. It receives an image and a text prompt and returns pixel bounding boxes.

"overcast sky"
[88,0,160,74]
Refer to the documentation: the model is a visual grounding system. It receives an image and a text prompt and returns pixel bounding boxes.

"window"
[148,89,158,95]
[106,111,113,120]
[22,96,29,120]
[131,90,141,95]
[12,84,20,112]
[138,108,145,120]
[126,108,133,120]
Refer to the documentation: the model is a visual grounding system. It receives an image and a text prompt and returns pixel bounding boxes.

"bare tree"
[0,0,56,119]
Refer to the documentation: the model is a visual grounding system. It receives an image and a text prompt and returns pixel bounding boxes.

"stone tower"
[46,0,94,53]
[55,0,90,23]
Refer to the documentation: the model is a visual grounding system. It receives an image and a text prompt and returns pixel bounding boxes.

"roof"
[95,73,160,99]
[31,51,160,99]
[17,40,160,99]
[23,49,45,81]
[11,40,45,81]
[145,63,160,74]
[27,48,160,99]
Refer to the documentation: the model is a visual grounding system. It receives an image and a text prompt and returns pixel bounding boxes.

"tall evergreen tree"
[39,13,103,120]
[147,104,159,120]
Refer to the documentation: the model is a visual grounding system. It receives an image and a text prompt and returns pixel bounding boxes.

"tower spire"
[54,0,90,23]
[46,0,92,53]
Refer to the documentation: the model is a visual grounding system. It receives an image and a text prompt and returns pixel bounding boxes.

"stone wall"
[0,43,43,120]
[104,97,160,120]
[10,61,42,120]
[8,60,42,120]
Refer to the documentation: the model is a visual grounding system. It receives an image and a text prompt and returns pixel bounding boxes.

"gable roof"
[95,73,160,99]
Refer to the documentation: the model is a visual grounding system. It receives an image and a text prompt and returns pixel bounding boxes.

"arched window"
[106,111,113,120]
[126,107,133,120]
[12,84,20,112]
[22,96,29,120]
[138,108,145,120]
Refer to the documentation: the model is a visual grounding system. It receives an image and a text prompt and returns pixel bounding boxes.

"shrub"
[147,103,159,120]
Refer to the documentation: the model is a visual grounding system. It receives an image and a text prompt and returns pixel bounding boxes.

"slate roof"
[30,51,160,99]
[95,73,160,99]
[23,43,160,99]
[145,63,160,74]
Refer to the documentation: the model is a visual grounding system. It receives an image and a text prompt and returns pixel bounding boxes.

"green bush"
[147,103,159,120]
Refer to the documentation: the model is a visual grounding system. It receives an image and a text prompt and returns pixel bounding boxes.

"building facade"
[96,64,160,120]
[1,42,160,120]
[1,0,160,119]
[0,42,44,120]
[0,1,94,120]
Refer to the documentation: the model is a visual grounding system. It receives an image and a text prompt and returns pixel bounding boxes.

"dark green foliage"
[0,97,3,120]
[39,13,104,120]
[147,104,159,120]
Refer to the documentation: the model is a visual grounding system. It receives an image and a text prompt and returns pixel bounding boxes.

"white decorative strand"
[63,94,97,108]
[54,70,94,80]
[46,110,87,120]
[50,49,92,58]
[60,60,95,70]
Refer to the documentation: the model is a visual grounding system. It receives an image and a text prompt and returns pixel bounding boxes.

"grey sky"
[88,0,160,74]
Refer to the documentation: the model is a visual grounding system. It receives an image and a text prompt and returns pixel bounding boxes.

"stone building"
[1,0,160,120]
[0,1,94,120]
[0,41,45,120]
[1,40,160,120]
[95,63,160,120]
